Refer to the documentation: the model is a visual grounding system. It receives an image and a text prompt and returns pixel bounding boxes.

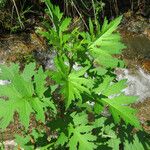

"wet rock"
[142,59,150,72]
[0,140,17,150]
[0,32,48,64]
[121,33,150,60]
[121,12,150,34]
[0,32,57,70]
[133,98,150,133]
[144,28,150,39]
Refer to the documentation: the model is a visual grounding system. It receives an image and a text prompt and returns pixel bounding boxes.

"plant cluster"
[0,0,42,33]
[0,0,150,149]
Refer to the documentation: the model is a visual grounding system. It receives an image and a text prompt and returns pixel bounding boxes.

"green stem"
[11,0,24,29]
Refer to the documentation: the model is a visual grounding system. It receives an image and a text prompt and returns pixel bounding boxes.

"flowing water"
[115,67,150,102]
[116,32,150,102]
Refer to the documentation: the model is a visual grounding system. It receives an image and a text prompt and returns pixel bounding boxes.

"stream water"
[118,34,150,102]
[115,67,150,102]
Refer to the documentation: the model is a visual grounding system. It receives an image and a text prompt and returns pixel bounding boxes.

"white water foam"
[115,67,150,102]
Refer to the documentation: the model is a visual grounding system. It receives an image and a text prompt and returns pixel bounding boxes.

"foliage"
[0,0,149,150]
[0,63,56,130]
[0,0,6,8]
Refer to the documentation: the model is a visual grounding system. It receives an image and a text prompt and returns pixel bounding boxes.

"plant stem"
[11,0,24,29]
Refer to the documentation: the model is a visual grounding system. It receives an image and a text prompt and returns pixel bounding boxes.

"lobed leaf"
[67,112,97,150]
[101,96,141,128]
[88,16,126,68]
[51,57,93,108]
[0,63,56,130]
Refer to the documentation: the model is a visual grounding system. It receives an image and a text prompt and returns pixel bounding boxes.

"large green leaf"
[93,76,141,128]
[101,96,141,128]
[64,68,93,108]
[51,57,93,108]
[15,134,34,150]
[55,132,68,147]
[68,124,97,150]
[67,112,97,150]
[88,16,126,68]
[94,76,127,96]
[0,63,56,130]
[124,134,146,150]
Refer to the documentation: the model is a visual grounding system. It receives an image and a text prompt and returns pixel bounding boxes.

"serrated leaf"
[51,58,93,108]
[42,97,57,114]
[101,96,141,128]
[21,62,36,81]
[109,79,127,95]
[94,76,114,95]
[88,16,126,68]
[107,136,120,150]
[0,101,14,129]
[101,17,108,33]
[0,63,55,130]
[93,117,106,128]
[68,112,97,150]
[64,68,93,108]
[94,76,140,128]
[94,101,104,114]
[15,134,34,150]
[101,16,122,35]
[71,112,88,126]
[53,6,63,21]
[90,67,107,76]
[30,98,45,122]
[55,132,68,147]
[0,63,19,80]
[124,134,145,150]
[34,66,47,97]
[68,125,97,150]
[94,76,127,96]
[59,18,71,32]
[103,123,120,144]
[17,99,34,130]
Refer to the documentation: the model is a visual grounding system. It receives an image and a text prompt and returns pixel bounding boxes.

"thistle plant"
[0,0,149,150]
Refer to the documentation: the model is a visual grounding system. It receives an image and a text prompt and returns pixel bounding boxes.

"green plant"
[0,0,150,149]
[10,1,33,33]
[51,0,105,30]
[0,63,56,130]
[0,0,6,8]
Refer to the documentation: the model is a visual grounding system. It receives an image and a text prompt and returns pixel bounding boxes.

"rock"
[0,140,17,150]
[121,12,150,34]
[144,28,150,38]
[0,32,48,63]
[142,59,150,72]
